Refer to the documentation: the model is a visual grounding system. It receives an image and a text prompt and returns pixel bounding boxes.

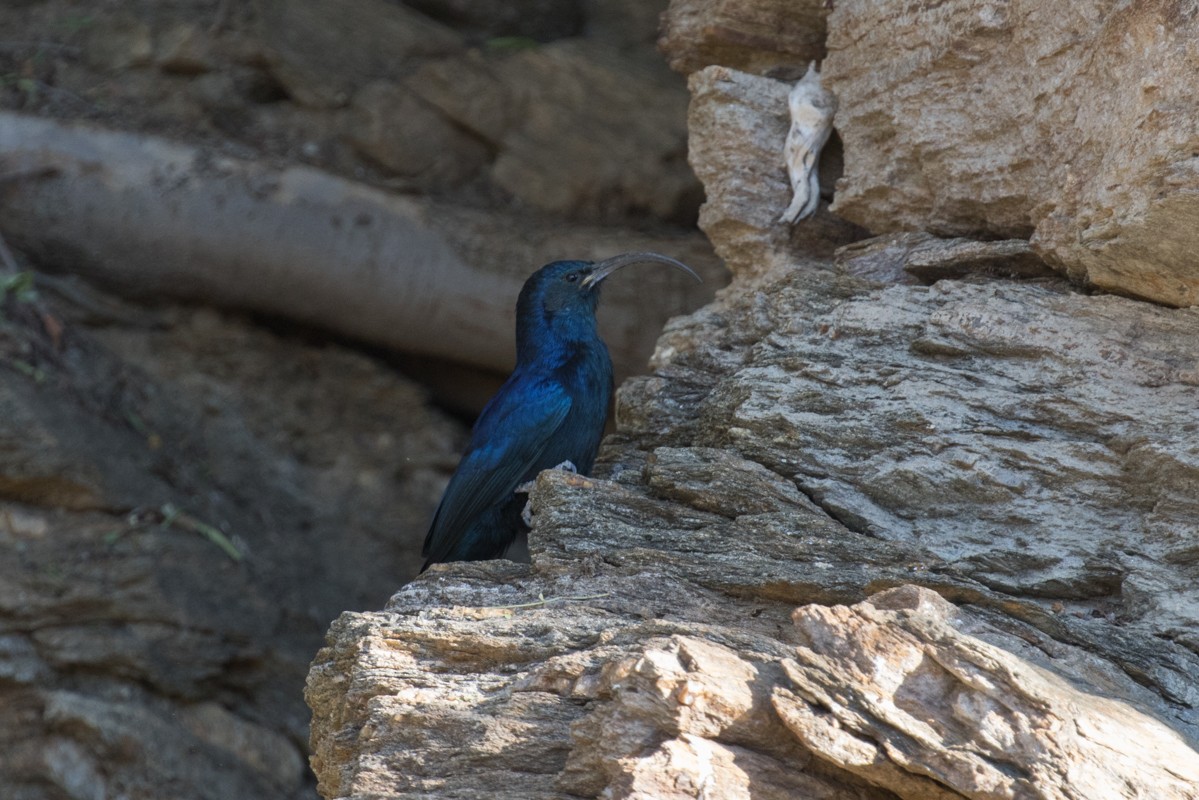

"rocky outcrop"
[308,252,1199,796]
[307,1,1199,795]
[824,0,1199,307]
[307,156,1199,800]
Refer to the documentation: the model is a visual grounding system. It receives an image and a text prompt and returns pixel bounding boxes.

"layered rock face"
[307,1,1199,797]
[824,0,1199,307]
[308,260,1199,797]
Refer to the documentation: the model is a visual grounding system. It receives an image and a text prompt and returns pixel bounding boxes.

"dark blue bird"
[421,252,700,571]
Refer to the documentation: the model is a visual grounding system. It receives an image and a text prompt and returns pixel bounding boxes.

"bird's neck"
[515,311,601,369]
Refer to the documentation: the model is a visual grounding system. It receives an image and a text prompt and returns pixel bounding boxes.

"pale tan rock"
[659,0,828,76]
[835,233,1054,286]
[824,0,1199,307]
[776,586,1199,800]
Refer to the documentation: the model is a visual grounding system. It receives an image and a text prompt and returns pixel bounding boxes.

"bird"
[421,252,700,571]
[779,61,838,224]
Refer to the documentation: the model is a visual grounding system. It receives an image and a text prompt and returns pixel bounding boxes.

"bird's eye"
[565,272,580,283]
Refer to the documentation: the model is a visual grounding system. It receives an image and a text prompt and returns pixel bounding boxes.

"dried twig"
[487,591,611,610]
[160,503,244,562]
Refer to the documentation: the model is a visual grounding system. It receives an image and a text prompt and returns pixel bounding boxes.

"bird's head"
[516,253,701,351]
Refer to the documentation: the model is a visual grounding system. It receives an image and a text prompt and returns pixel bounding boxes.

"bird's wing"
[422,380,572,563]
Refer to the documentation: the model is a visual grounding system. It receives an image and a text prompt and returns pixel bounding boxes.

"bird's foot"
[515,462,578,527]
[515,478,537,526]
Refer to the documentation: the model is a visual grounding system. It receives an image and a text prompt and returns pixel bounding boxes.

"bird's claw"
[515,462,579,527]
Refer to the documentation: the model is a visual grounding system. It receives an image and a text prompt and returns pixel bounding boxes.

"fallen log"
[0,112,719,375]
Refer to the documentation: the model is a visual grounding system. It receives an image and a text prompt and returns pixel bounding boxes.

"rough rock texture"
[309,13,1199,795]
[835,233,1055,286]
[659,0,828,77]
[307,217,1199,799]
[0,277,463,800]
[824,0,1199,307]
[775,588,1199,800]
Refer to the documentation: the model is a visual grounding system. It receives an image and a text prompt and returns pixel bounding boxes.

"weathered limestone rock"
[308,256,1199,797]
[824,0,1199,307]
[307,3,1199,796]
[659,0,828,76]
[835,233,1055,286]
[777,586,1199,800]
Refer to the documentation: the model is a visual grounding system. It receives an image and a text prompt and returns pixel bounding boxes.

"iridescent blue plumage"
[421,253,699,570]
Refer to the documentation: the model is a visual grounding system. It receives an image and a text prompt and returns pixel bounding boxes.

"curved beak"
[581,252,702,290]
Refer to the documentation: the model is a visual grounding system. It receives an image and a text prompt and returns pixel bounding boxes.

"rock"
[308,254,1199,794]
[401,0,584,41]
[346,81,490,186]
[309,23,1199,793]
[628,267,1199,629]
[251,0,463,108]
[410,40,702,221]
[835,232,1055,286]
[776,586,1199,800]
[659,0,829,76]
[824,0,1199,307]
